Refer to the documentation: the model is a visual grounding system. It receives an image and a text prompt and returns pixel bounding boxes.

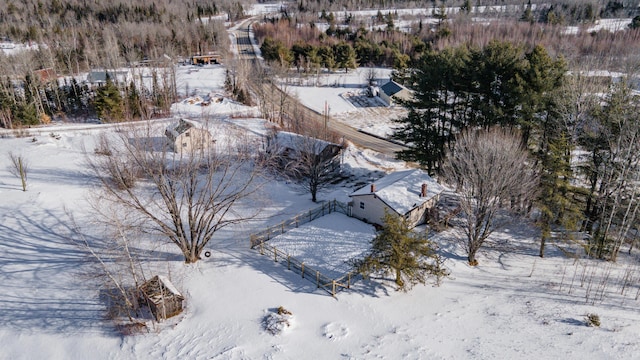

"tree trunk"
[467,252,478,266]
[539,235,546,258]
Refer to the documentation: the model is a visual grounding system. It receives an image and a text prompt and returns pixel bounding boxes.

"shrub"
[585,313,601,327]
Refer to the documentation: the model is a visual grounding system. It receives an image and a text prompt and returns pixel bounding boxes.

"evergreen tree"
[126,81,143,120]
[521,45,566,146]
[333,42,357,73]
[94,74,124,122]
[537,132,581,257]
[356,211,446,291]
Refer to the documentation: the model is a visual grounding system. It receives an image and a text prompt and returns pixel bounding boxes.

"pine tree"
[94,74,124,122]
[356,211,446,291]
[537,132,581,257]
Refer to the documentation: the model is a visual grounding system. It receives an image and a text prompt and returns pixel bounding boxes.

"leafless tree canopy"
[442,127,539,265]
[88,122,265,263]
[266,130,342,202]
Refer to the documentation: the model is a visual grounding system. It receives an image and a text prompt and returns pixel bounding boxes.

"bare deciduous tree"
[88,122,265,263]
[442,127,539,265]
[267,130,342,202]
[68,210,146,326]
[8,152,29,191]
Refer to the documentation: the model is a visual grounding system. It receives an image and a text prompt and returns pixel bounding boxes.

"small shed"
[33,68,58,83]
[191,52,222,65]
[139,275,184,321]
[165,118,213,153]
[349,169,444,227]
[379,80,413,106]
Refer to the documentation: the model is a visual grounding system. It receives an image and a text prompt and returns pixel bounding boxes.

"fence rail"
[249,200,361,296]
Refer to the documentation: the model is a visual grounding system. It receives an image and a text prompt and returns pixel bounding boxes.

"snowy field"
[2,38,640,360]
[2,123,640,359]
[287,67,406,138]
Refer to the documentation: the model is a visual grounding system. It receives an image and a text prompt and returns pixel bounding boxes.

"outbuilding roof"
[380,80,408,96]
[350,169,444,215]
[270,131,337,156]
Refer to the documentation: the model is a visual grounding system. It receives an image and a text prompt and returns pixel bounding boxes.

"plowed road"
[231,20,407,157]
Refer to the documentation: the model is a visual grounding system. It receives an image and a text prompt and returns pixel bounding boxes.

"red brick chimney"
[370,183,376,193]
[421,183,427,198]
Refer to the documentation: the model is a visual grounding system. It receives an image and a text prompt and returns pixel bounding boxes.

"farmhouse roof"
[350,169,444,215]
[272,131,337,156]
[380,80,408,97]
[166,118,197,138]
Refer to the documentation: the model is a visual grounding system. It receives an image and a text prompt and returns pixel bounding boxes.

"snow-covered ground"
[2,46,640,360]
[287,67,405,138]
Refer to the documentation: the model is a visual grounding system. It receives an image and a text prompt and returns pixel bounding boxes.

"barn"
[165,118,213,153]
[349,169,444,227]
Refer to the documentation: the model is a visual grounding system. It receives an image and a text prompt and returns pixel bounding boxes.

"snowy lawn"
[2,48,640,359]
[264,212,376,278]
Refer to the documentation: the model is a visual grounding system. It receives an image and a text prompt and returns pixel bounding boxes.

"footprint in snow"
[323,322,349,341]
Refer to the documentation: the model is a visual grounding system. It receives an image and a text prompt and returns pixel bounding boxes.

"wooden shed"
[139,275,184,321]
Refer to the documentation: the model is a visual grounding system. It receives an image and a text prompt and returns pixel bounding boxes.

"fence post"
[301,263,305,278]
[295,215,299,228]
[281,221,285,234]
[260,241,264,255]
[316,271,320,288]
[274,247,277,262]
[347,272,351,289]
[332,281,336,296]
[287,255,290,270]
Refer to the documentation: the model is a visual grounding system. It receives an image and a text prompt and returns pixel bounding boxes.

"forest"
[2,0,640,127]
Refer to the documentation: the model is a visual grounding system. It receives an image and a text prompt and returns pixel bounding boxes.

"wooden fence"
[249,200,362,296]
[250,200,350,248]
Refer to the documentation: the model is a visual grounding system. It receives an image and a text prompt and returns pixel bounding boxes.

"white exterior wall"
[350,194,398,225]
[174,129,212,153]
[352,194,439,227]
[379,91,392,106]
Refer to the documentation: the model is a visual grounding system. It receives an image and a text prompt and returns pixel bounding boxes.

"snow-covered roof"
[156,275,183,297]
[272,131,336,155]
[350,169,444,215]
[165,118,196,138]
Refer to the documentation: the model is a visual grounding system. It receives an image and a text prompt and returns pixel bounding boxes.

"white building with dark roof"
[379,80,413,106]
[349,169,443,227]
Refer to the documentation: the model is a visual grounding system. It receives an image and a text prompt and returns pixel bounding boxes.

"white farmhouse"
[165,119,213,153]
[349,169,443,227]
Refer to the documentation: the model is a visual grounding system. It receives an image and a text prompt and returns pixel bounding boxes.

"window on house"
[360,202,365,209]
[185,132,190,137]
[182,142,188,147]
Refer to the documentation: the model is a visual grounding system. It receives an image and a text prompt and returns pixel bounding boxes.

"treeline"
[0,0,252,128]
[394,40,640,260]
[294,0,640,19]
[255,2,640,72]
[255,18,426,70]
[0,0,256,77]
[0,68,177,128]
